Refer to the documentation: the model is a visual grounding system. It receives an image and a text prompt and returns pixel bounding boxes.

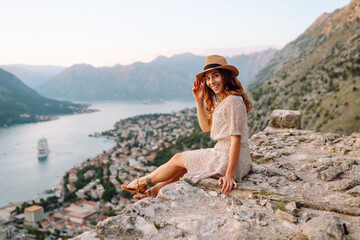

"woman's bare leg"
[126,153,186,189]
[150,168,187,194]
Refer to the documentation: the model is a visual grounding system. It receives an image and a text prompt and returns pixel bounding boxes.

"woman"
[122,55,252,199]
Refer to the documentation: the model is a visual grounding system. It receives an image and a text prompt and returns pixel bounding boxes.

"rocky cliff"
[74,115,360,240]
[247,0,360,136]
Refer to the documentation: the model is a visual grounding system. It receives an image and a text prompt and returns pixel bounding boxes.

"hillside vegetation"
[247,0,360,135]
[0,68,87,127]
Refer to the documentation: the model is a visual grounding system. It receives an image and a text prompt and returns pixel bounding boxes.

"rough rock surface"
[269,110,301,129]
[74,127,360,240]
[302,213,343,240]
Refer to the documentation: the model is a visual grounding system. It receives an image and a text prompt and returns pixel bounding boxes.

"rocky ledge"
[74,126,360,240]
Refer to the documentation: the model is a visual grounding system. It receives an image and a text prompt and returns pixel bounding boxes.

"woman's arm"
[192,79,211,132]
[219,135,241,194]
[196,101,211,132]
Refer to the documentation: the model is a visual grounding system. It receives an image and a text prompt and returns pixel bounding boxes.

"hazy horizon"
[0,48,278,68]
[0,0,351,67]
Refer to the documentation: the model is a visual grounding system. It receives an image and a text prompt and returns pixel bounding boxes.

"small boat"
[37,137,49,160]
[142,99,165,105]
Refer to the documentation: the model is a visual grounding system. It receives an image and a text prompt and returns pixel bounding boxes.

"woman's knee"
[171,153,185,168]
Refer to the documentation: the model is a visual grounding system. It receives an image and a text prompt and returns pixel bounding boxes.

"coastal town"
[0,107,199,239]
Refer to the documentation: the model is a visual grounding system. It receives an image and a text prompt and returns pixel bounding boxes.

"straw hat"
[196,55,239,80]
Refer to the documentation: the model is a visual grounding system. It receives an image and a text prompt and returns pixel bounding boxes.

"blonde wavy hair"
[202,69,252,118]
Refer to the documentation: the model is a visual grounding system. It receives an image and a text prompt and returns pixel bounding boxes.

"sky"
[0,0,351,67]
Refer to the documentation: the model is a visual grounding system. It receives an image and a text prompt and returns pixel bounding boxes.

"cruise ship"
[37,137,49,160]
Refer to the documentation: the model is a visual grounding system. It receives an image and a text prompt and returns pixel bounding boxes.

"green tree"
[102,181,116,201]
[120,190,133,200]
[64,192,77,203]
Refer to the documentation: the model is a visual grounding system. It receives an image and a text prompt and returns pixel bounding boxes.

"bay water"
[0,100,195,207]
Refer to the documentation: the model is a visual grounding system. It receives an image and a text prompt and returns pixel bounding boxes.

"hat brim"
[196,65,239,80]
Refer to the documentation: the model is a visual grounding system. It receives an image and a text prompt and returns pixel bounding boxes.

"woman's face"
[204,69,225,96]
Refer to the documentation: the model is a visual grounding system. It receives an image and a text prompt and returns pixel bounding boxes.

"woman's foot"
[133,184,162,200]
[121,177,148,194]
[133,188,157,200]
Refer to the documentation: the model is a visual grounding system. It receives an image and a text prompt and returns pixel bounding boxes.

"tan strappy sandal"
[133,188,157,200]
[121,177,147,194]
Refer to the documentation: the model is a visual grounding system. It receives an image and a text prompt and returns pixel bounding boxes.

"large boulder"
[269,110,301,129]
[301,213,343,240]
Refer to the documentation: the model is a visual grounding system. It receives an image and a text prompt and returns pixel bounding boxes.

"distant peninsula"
[0,67,94,128]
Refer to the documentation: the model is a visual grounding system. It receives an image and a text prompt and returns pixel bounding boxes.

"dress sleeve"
[226,96,246,136]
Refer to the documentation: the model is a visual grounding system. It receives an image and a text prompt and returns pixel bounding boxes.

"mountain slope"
[232,48,277,88]
[0,64,64,88]
[0,68,87,127]
[247,0,360,136]
[37,51,276,101]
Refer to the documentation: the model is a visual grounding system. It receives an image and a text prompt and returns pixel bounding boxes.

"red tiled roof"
[49,216,61,222]
[25,205,43,212]
[97,216,108,221]
[84,200,96,206]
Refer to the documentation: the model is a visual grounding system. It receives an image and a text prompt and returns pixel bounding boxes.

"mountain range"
[35,50,276,101]
[2,0,359,136]
[247,0,360,135]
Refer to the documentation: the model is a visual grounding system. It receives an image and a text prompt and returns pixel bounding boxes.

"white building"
[109,164,118,176]
[128,158,140,167]
[24,205,46,226]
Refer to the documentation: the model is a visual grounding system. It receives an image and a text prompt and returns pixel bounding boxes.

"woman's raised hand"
[192,78,204,103]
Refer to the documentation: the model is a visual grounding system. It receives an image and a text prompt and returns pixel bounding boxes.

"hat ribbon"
[203,63,221,71]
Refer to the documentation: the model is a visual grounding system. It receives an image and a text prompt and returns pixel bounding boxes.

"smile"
[211,84,220,90]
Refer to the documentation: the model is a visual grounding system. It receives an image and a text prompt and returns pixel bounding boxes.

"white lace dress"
[182,95,252,183]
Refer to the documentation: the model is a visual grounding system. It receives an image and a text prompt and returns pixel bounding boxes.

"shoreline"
[0,106,201,238]
[0,141,116,209]
[0,102,194,222]
[0,105,97,133]
[0,202,23,221]
[0,202,21,211]
[0,126,116,210]
[55,173,65,191]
